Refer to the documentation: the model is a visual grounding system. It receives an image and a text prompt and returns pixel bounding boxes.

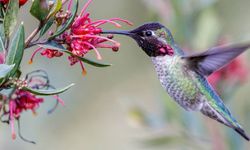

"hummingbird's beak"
[101,30,131,36]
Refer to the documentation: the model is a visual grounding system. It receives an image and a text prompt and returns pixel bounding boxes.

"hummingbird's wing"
[182,43,250,76]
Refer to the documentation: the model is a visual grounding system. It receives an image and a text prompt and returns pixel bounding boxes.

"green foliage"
[5,24,25,77]
[39,17,54,37]
[0,24,5,42]
[3,0,19,38]
[23,83,75,96]
[38,40,65,51]
[0,3,4,18]
[47,0,62,19]
[0,35,5,53]
[0,64,15,78]
[49,0,79,40]
[30,0,49,21]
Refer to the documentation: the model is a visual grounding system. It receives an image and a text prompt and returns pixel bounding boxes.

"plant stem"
[25,22,43,48]
[25,0,70,48]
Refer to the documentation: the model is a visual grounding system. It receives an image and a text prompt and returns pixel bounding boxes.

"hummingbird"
[102,22,250,141]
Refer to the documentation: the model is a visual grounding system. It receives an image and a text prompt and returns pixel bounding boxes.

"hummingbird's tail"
[234,128,250,141]
[201,101,250,141]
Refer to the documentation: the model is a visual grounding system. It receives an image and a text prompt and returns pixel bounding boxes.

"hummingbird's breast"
[151,55,204,111]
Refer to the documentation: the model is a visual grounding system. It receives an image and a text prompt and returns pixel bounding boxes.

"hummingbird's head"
[102,22,175,57]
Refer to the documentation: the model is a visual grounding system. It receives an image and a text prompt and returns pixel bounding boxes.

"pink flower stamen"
[108,18,134,26]
[67,0,73,11]
[95,43,119,52]
[53,95,65,106]
[83,41,102,60]
[79,35,121,47]
[9,101,16,140]
[79,0,93,17]
[29,47,43,64]
[89,20,122,28]
[79,61,87,75]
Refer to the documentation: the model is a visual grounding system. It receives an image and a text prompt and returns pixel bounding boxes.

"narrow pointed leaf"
[38,40,65,51]
[0,24,5,42]
[6,24,25,77]
[30,0,49,21]
[38,41,112,67]
[0,64,15,78]
[0,64,15,86]
[23,83,74,96]
[49,0,78,40]
[39,17,54,37]
[3,0,18,38]
[47,0,62,19]
[0,36,5,53]
[0,3,4,18]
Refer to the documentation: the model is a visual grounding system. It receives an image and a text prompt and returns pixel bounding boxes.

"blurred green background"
[1,0,250,149]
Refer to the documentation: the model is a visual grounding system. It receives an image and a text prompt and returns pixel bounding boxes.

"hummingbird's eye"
[144,30,153,37]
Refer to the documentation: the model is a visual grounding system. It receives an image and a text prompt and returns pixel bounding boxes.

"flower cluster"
[8,90,44,140]
[29,0,132,74]
[9,90,44,119]
[0,70,64,143]
[0,0,132,143]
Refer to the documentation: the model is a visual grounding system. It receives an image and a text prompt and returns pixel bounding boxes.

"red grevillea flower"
[1,70,64,141]
[40,48,64,58]
[29,0,132,74]
[8,90,44,139]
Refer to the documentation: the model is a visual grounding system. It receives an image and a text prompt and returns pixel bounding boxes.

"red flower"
[64,0,132,72]
[0,0,8,4]
[1,70,64,141]
[9,90,43,118]
[29,0,132,74]
[9,90,44,139]
[19,0,28,6]
[0,0,28,6]
[40,49,63,58]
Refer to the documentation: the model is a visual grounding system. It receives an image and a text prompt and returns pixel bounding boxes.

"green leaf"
[0,64,15,78]
[30,0,49,21]
[0,36,5,53]
[49,0,78,40]
[0,64,15,86]
[47,0,62,19]
[0,24,5,42]
[3,0,19,38]
[39,41,112,67]
[38,40,65,51]
[0,4,4,19]
[39,17,54,37]
[23,83,74,96]
[6,24,25,77]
